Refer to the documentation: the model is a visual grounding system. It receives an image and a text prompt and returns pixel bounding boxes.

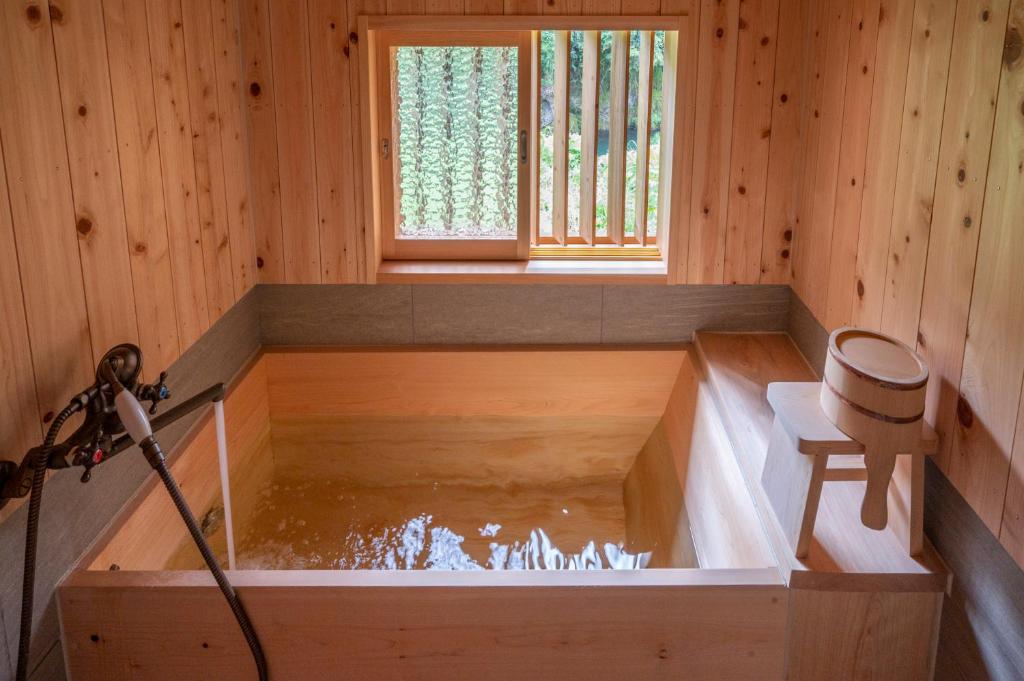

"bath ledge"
[375,259,669,285]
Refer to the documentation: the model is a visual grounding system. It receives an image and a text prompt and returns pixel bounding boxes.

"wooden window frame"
[358,14,694,282]
[376,30,532,261]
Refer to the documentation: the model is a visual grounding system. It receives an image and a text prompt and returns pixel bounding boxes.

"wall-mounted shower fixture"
[0,344,268,681]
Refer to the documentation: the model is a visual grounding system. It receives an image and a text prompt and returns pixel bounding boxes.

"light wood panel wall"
[240,0,806,285]
[790,0,1024,571]
[0,0,257,521]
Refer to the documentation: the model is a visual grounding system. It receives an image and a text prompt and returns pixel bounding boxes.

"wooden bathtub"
[59,346,806,679]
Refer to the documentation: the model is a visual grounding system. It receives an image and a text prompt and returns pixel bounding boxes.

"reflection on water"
[233,477,649,571]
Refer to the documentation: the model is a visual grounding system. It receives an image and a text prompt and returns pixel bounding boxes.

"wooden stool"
[761,382,938,558]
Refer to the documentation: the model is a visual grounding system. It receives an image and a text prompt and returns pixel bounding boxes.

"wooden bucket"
[819,327,928,530]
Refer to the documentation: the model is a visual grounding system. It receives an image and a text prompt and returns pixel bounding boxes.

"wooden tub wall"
[84,347,777,573]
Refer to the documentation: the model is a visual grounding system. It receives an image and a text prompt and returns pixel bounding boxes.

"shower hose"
[16,410,269,681]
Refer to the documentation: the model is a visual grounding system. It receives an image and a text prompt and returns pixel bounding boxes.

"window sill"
[375,259,668,284]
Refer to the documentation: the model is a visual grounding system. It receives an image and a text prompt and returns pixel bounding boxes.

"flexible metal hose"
[152,458,269,680]
[16,404,78,681]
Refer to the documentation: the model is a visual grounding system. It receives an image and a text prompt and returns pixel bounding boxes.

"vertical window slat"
[606,30,630,245]
[531,31,541,245]
[552,30,570,245]
[634,31,654,246]
[579,30,600,245]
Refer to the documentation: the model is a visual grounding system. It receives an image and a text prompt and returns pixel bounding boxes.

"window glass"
[393,45,520,240]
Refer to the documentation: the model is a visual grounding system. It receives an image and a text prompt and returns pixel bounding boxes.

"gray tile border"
[259,284,414,346]
[411,284,603,344]
[787,289,829,377]
[601,284,790,343]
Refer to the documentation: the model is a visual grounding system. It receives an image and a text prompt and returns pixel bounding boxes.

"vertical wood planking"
[606,30,630,245]
[552,30,570,245]
[724,0,779,283]
[503,0,543,13]
[269,0,321,283]
[542,0,583,13]
[147,0,211,348]
[579,30,600,244]
[182,0,238,318]
[239,0,285,282]
[916,0,1010,473]
[791,0,852,321]
[687,0,739,283]
[662,17,699,282]
[309,0,360,283]
[634,30,655,246]
[388,0,425,12]
[464,0,503,13]
[760,0,810,284]
[212,0,258,298]
[822,0,881,329]
[102,0,181,371]
[0,136,43,515]
[50,0,141,361]
[425,0,464,11]
[878,0,957,346]
[581,0,619,13]
[950,0,1024,533]
[851,0,916,328]
[345,0,387,282]
[0,0,95,420]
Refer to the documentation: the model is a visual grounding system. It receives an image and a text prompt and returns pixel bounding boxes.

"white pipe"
[214,400,237,570]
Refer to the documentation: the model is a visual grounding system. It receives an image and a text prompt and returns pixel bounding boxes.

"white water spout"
[214,400,236,570]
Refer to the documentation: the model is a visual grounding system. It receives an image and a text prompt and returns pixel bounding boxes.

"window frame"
[376,30,533,261]
[359,14,692,281]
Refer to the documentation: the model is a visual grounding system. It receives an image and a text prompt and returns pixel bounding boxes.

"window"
[377,31,533,260]
[366,17,683,268]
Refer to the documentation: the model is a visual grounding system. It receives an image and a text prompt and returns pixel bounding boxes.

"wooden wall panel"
[50,0,141,362]
[791,0,851,317]
[269,0,322,283]
[147,0,212,348]
[821,0,880,330]
[0,137,42,524]
[102,0,182,372]
[212,0,258,298]
[878,0,957,347]
[0,0,95,422]
[916,0,1010,472]
[723,0,779,284]
[182,0,238,319]
[759,0,810,284]
[0,0,256,529]
[995,0,1024,564]
[950,0,1024,534]
[686,0,739,284]
[239,0,285,282]
[850,0,916,327]
[309,0,361,283]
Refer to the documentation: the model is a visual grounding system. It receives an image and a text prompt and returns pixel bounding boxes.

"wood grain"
[724,0,779,284]
[309,0,361,283]
[850,0,916,328]
[687,0,739,283]
[0,0,95,423]
[102,0,181,372]
[951,0,1024,533]
[269,0,322,283]
[182,0,238,319]
[879,0,958,346]
[61,570,788,681]
[147,0,211,347]
[50,0,141,361]
[917,0,1010,472]
[239,0,285,282]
